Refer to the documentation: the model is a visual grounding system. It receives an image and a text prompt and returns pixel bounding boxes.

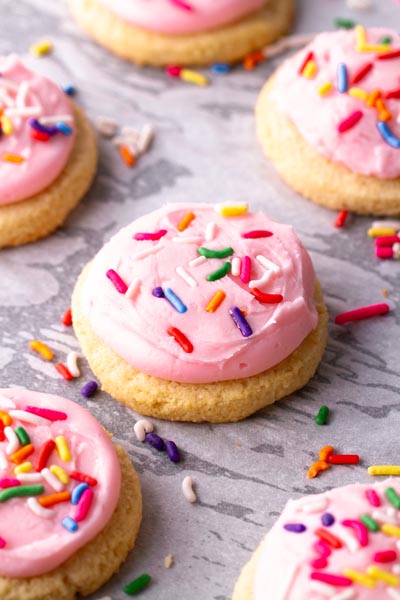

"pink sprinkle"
[376,246,395,259]
[106,269,128,294]
[241,230,273,239]
[0,538,6,549]
[310,556,328,569]
[374,550,397,563]
[0,478,20,489]
[313,539,332,558]
[168,0,194,11]
[166,65,182,78]
[310,573,353,587]
[240,256,252,284]
[366,488,381,507]
[338,110,363,133]
[375,235,400,247]
[134,229,167,241]
[25,406,67,421]
[335,303,390,325]
[342,519,369,547]
[74,488,94,522]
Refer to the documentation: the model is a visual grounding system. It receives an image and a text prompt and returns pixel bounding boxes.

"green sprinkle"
[360,514,380,532]
[334,18,355,30]
[206,261,231,282]
[123,574,152,595]
[0,485,44,502]
[14,426,30,446]
[380,36,392,45]
[385,487,400,509]
[198,246,234,259]
[315,405,330,426]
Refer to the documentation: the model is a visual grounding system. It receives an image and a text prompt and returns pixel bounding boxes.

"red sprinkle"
[375,235,400,247]
[328,454,359,465]
[35,439,56,471]
[241,230,273,239]
[334,210,348,228]
[167,327,193,353]
[377,49,400,60]
[251,288,283,304]
[335,303,390,325]
[55,363,73,381]
[338,110,363,133]
[166,65,182,78]
[315,528,343,549]
[70,470,98,487]
[30,128,50,142]
[386,88,400,100]
[374,550,397,563]
[376,246,394,259]
[310,557,328,569]
[0,421,4,442]
[310,572,352,587]
[62,308,72,326]
[351,62,373,84]
[298,51,314,75]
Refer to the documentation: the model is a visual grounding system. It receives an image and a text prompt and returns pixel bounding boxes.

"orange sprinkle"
[319,445,334,461]
[29,340,54,361]
[2,153,25,164]
[243,50,265,70]
[375,98,392,122]
[10,444,35,465]
[205,290,226,313]
[382,288,388,298]
[366,89,382,108]
[38,491,71,508]
[119,145,135,167]
[308,460,330,479]
[177,211,195,232]
[0,410,12,427]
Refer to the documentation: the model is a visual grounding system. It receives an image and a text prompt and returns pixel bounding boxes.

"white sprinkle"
[0,78,19,91]
[205,222,218,242]
[96,597,113,600]
[309,581,336,596]
[296,495,328,511]
[39,114,74,125]
[164,554,174,569]
[249,270,273,289]
[27,497,55,519]
[95,115,118,137]
[4,426,20,455]
[41,467,64,492]
[188,256,206,267]
[9,410,51,427]
[231,257,241,277]
[126,278,141,300]
[387,589,400,600]
[5,106,42,118]
[67,352,81,378]
[331,590,356,600]
[176,266,197,288]
[134,419,154,442]
[0,395,16,410]
[131,244,162,260]
[16,81,30,107]
[182,476,197,503]
[0,88,14,107]
[336,526,359,553]
[256,255,280,274]
[373,509,399,525]
[301,499,329,514]
[346,0,372,10]
[372,220,400,229]
[392,563,400,575]
[0,451,8,471]
[172,236,202,244]
[137,124,154,154]
[17,472,43,483]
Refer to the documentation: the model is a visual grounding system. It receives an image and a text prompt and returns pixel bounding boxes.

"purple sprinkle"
[29,118,58,136]
[80,381,98,398]
[321,513,335,527]
[152,286,165,298]
[284,523,307,533]
[229,306,253,338]
[166,441,180,463]
[145,432,165,451]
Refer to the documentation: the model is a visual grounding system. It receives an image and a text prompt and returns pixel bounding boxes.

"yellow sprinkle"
[2,153,25,164]
[30,39,53,57]
[368,228,397,238]
[368,465,400,476]
[348,87,368,101]
[177,211,195,232]
[180,69,208,87]
[50,465,70,485]
[381,524,400,538]
[206,290,226,313]
[55,436,71,462]
[219,204,248,218]
[366,565,399,586]
[343,569,376,588]
[14,461,32,474]
[302,60,317,79]
[1,116,13,135]
[355,25,367,51]
[29,340,54,361]
[362,44,393,53]
[0,410,12,427]
[318,82,332,96]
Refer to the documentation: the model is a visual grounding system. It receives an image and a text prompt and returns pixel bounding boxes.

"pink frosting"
[80,203,318,384]
[0,388,121,578]
[253,479,400,599]
[98,0,266,34]
[0,55,75,205]
[272,28,400,179]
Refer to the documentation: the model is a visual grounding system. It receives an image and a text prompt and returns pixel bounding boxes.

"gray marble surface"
[1,1,400,598]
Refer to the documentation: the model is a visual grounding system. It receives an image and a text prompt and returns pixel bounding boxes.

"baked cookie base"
[0,101,97,248]
[256,76,400,216]
[0,443,142,600]
[232,543,263,600]
[68,0,294,67]
[72,264,328,423]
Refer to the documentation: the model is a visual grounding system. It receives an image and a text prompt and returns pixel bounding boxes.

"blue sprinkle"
[164,287,187,313]
[166,440,180,463]
[152,286,165,298]
[62,516,78,532]
[377,121,400,149]
[321,512,335,527]
[146,432,165,451]
[71,482,89,505]
[80,380,98,398]
[56,121,73,136]
[211,63,231,74]
[284,523,306,533]
[63,84,76,96]
[229,306,253,338]
[337,63,348,93]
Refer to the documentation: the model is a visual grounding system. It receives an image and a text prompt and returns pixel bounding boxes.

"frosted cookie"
[0,388,141,600]
[68,0,294,67]
[0,55,97,247]
[233,479,400,600]
[72,203,328,423]
[256,27,400,216]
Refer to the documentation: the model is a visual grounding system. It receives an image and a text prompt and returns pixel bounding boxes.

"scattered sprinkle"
[29,340,53,361]
[145,432,165,451]
[123,574,152,595]
[134,419,154,443]
[55,363,73,381]
[80,381,98,398]
[164,554,174,569]
[166,441,180,463]
[335,303,390,324]
[182,475,197,503]
[30,39,53,57]
[315,405,330,426]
